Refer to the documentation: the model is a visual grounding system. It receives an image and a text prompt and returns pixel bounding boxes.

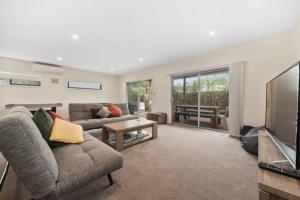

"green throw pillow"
[32,108,64,147]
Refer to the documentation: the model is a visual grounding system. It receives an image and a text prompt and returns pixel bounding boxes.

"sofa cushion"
[73,115,139,130]
[114,103,130,115]
[0,112,58,199]
[48,111,68,121]
[73,119,103,130]
[98,115,139,125]
[52,133,123,196]
[85,128,102,138]
[107,104,122,117]
[69,103,130,121]
[69,103,103,121]
[94,107,111,118]
[32,108,64,147]
[50,118,84,144]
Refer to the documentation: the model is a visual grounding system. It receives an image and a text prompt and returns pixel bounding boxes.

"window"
[0,78,9,85]
[10,78,41,86]
[127,80,152,114]
[171,69,229,131]
[68,81,102,90]
[0,71,41,87]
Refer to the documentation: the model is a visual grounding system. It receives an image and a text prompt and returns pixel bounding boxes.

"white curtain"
[228,61,246,137]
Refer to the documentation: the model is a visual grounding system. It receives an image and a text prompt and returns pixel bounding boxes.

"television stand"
[258,131,300,200]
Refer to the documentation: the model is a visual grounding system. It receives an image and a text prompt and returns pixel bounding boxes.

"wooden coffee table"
[102,119,158,151]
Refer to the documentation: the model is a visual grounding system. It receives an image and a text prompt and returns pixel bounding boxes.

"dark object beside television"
[241,126,264,155]
[265,61,300,169]
[240,125,254,138]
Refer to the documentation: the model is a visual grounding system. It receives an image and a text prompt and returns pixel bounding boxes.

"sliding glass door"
[171,69,229,131]
[127,80,152,114]
[199,71,229,130]
[127,82,140,114]
[172,75,199,126]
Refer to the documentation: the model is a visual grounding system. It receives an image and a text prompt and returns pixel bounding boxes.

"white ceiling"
[0,0,300,75]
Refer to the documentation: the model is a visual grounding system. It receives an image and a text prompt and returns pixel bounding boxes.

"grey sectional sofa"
[69,103,139,138]
[0,106,123,200]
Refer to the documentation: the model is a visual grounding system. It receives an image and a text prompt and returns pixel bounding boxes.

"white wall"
[119,29,297,126]
[0,57,120,118]
[292,19,300,60]
[1,20,300,125]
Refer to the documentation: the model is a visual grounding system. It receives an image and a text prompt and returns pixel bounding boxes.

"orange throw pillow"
[48,111,68,121]
[108,104,122,117]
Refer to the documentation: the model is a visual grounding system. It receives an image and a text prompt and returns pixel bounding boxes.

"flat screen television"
[266,61,300,169]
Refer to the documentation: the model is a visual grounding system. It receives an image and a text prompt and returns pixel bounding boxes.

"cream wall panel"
[0,58,120,118]
[119,30,296,127]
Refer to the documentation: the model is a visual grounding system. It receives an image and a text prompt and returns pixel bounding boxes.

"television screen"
[266,63,300,169]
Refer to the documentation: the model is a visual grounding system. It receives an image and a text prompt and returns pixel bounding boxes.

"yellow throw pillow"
[103,106,109,111]
[50,118,84,144]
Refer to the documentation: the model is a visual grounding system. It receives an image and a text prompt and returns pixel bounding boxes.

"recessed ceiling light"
[139,57,144,61]
[109,67,115,72]
[72,34,79,40]
[57,56,63,61]
[209,31,215,36]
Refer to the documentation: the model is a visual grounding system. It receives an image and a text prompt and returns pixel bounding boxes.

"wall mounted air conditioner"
[32,62,65,75]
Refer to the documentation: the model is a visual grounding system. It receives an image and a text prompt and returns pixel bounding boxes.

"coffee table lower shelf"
[106,132,153,150]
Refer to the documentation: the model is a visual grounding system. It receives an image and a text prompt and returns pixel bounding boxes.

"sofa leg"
[107,174,114,185]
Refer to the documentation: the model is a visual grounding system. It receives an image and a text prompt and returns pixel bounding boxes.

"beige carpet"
[0,125,258,200]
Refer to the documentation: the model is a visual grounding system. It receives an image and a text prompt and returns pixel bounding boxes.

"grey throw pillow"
[95,108,111,118]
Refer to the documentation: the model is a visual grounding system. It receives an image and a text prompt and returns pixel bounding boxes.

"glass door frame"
[171,72,200,127]
[126,79,152,114]
[127,81,140,114]
[171,67,229,131]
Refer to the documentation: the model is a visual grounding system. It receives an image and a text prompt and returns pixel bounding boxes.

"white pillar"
[228,61,246,137]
